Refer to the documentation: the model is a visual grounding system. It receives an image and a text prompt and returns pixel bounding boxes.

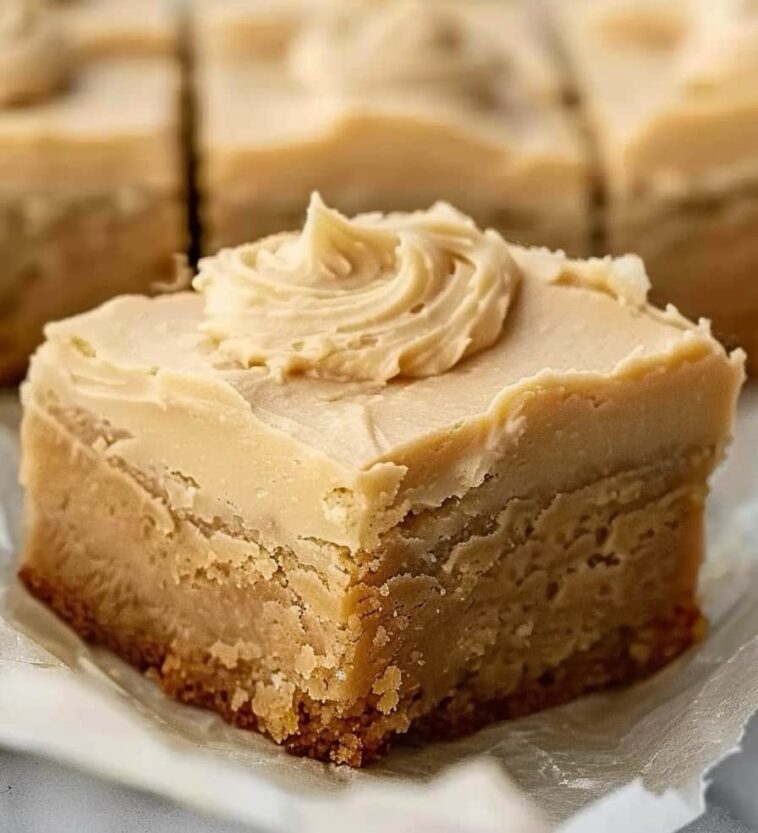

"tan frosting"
[590,1,685,48]
[513,246,651,308]
[53,0,178,59]
[554,0,758,197]
[286,0,557,108]
[288,0,502,103]
[194,194,518,383]
[27,241,744,556]
[678,0,758,94]
[0,0,73,107]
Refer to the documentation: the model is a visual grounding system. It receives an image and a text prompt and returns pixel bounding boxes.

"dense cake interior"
[21,393,708,765]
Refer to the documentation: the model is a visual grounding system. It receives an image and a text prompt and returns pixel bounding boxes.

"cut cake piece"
[19,197,744,765]
[0,0,184,382]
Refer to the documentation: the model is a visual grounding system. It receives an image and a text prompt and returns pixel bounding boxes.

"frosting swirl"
[678,0,758,93]
[194,195,518,383]
[0,0,73,107]
[287,0,505,105]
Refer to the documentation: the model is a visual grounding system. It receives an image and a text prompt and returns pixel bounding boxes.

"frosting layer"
[678,0,758,94]
[27,244,744,556]
[194,194,518,383]
[0,0,73,107]
[288,0,503,104]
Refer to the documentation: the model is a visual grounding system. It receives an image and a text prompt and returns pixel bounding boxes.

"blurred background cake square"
[552,0,758,373]
[0,0,184,383]
[193,0,591,256]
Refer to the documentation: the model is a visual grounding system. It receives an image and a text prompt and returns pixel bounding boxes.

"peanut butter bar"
[0,0,184,382]
[18,196,744,765]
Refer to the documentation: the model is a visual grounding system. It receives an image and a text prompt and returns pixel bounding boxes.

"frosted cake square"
[19,198,743,765]
[0,0,183,382]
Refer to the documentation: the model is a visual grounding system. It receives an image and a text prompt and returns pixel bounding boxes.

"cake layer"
[20,560,701,766]
[20,395,708,764]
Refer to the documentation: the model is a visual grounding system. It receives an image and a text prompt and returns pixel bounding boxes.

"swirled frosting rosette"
[0,0,73,107]
[194,194,519,383]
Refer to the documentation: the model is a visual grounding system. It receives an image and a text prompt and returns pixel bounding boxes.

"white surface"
[0,748,258,833]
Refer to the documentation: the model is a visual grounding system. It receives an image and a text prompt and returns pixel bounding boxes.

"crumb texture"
[19,395,711,765]
[18,565,700,766]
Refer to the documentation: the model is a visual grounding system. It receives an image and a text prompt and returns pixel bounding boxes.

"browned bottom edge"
[18,565,703,767]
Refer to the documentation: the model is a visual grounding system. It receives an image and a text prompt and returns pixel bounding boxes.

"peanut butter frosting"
[287,0,557,106]
[27,234,744,554]
[0,0,73,107]
[288,0,502,103]
[194,195,518,383]
[53,0,178,59]
[584,0,758,91]
[677,0,758,94]
[196,0,588,257]
[589,0,684,47]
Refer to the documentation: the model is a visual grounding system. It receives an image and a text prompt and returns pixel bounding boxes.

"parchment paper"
[1,387,757,832]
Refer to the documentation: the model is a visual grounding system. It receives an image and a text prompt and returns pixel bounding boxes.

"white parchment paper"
[1,387,757,832]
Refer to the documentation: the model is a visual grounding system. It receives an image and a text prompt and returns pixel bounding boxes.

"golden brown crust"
[19,564,702,767]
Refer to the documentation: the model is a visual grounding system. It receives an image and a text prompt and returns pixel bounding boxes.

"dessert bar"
[19,197,743,764]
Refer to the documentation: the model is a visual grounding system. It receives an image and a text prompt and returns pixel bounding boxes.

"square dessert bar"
[19,198,743,765]
[0,1,183,383]
[193,0,590,256]
[551,0,758,373]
